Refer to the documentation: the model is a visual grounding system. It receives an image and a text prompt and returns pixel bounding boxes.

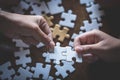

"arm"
[74,30,120,63]
[0,10,55,49]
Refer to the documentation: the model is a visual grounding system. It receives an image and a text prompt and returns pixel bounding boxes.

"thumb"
[75,44,100,54]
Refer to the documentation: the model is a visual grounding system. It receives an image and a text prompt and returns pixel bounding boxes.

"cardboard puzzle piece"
[13,67,33,80]
[80,0,94,7]
[80,19,102,32]
[59,10,77,28]
[51,24,70,42]
[69,31,83,48]
[86,2,104,21]
[31,63,51,80]
[12,39,29,48]
[43,15,54,27]
[14,49,31,67]
[63,46,82,63]
[30,1,50,15]
[55,61,75,78]
[0,62,15,80]
[42,42,67,64]
[47,0,64,14]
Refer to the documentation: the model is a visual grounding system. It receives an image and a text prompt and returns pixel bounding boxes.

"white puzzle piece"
[31,63,51,80]
[0,62,15,80]
[14,49,31,67]
[80,0,94,7]
[47,0,64,14]
[59,10,77,28]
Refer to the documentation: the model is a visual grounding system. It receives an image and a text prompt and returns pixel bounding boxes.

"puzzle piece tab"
[51,24,70,42]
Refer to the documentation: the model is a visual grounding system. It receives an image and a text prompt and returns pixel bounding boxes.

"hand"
[0,11,55,49]
[74,30,120,63]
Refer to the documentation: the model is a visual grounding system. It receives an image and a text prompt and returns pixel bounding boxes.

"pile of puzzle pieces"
[0,0,105,80]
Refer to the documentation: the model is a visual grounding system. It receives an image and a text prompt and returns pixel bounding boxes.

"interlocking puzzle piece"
[47,0,64,14]
[0,62,15,80]
[80,0,94,7]
[30,1,50,15]
[59,10,77,28]
[14,49,31,67]
[51,24,70,42]
[63,46,82,63]
[55,61,75,78]
[13,67,33,80]
[12,39,29,48]
[86,2,104,21]
[69,31,83,48]
[42,42,66,64]
[43,15,54,27]
[31,63,51,80]
[80,19,102,32]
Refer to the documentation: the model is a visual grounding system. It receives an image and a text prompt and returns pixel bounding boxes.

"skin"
[74,30,120,63]
[0,10,55,49]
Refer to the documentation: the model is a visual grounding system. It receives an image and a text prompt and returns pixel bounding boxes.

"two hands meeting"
[0,0,120,64]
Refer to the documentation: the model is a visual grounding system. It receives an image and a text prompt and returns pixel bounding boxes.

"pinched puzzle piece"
[51,24,70,42]
[47,0,64,14]
[30,1,50,15]
[80,19,102,32]
[55,61,75,78]
[43,42,67,64]
[63,46,82,63]
[59,10,77,28]
[86,2,104,21]
[43,15,54,27]
[0,62,15,80]
[31,63,51,80]
[14,49,31,67]
[13,67,33,80]
[80,0,94,7]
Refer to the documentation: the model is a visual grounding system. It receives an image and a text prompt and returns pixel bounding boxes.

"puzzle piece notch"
[80,19,102,32]
[59,10,77,28]
[43,15,54,27]
[42,42,67,64]
[51,24,70,42]
[31,63,51,80]
[55,61,75,78]
[86,2,105,21]
[14,49,31,67]
[0,62,15,80]
[62,46,82,63]
[13,67,33,80]
[47,0,64,14]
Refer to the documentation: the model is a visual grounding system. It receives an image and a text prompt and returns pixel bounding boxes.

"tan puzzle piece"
[43,15,54,27]
[51,24,70,42]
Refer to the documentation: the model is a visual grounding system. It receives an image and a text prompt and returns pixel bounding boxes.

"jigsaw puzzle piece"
[13,67,33,80]
[80,0,94,7]
[51,24,70,42]
[14,49,31,67]
[31,63,51,80]
[0,62,15,80]
[47,0,64,14]
[55,61,75,78]
[59,10,77,28]
[80,19,102,32]
[43,15,54,27]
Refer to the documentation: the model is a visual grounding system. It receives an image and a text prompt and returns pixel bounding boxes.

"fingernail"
[48,41,55,53]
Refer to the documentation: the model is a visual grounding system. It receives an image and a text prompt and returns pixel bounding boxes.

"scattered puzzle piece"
[59,10,77,28]
[47,0,64,14]
[43,15,54,27]
[13,67,33,80]
[55,61,75,78]
[0,62,15,80]
[31,63,51,80]
[80,19,102,32]
[14,49,31,67]
[51,24,70,42]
